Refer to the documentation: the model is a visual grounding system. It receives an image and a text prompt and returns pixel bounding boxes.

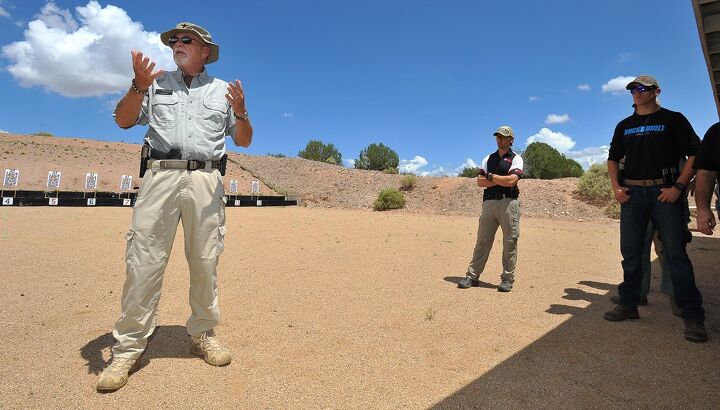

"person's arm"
[226,80,253,147]
[658,156,696,203]
[115,51,164,128]
[695,169,717,235]
[608,159,629,203]
[486,173,519,187]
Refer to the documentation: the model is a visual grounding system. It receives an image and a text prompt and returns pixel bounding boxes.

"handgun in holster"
[139,144,150,177]
[218,154,228,176]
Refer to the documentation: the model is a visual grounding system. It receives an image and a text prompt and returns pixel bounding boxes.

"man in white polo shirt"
[97,21,253,392]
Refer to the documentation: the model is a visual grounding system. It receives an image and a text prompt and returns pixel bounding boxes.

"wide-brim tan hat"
[494,125,514,138]
[626,74,659,90]
[161,22,219,64]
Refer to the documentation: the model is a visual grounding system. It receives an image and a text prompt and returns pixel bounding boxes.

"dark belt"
[483,193,518,201]
[147,159,222,171]
[623,178,664,186]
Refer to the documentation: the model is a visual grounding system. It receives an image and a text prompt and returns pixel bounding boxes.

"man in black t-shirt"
[458,125,524,292]
[605,75,706,343]
[695,122,720,235]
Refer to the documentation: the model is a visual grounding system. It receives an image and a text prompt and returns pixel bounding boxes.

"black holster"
[139,144,150,177]
[218,154,228,176]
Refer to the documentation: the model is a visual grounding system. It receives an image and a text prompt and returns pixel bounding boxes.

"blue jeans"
[640,221,673,297]
[619,185,704,321]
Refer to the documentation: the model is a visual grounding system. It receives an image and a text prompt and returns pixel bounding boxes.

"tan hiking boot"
[191,329,232,366]
[96,357,139,392]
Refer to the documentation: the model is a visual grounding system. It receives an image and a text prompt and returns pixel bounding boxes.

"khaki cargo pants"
[112,166,227,359]
[466,198,520,283]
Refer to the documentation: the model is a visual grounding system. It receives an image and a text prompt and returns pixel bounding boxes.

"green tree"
[298,140,342,165]
[523,142,583,179]
[459,167,481,178]
[373,188,406,210]
[355,143,399,171]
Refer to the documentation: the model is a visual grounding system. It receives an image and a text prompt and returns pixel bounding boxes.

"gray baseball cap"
[626,75,659,90]
[494,125,514,138]
[161,22,219,64]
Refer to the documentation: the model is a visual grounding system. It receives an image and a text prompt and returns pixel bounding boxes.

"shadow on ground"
[443,276,498,289]
[80,325,194,375]
[433,235,720,408]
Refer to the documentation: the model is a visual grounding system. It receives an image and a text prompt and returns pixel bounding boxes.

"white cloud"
[545,113,570,125]
[399,156,429,174]
[282,112,294,118]
[0,7,9,18]
[565,145,610,170]
[525,127,576,152]
[528,96,539,102]
[601,76,635,95]
[2,1,174,97]
[617,52,633,63]
[458,158,477,170]
[577,84,591,91]
[0,129,8,133]
[344,158,355,168]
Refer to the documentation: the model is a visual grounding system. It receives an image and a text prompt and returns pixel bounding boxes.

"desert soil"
[0,134,719,408]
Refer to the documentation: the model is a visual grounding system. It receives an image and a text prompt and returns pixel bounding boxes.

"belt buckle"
[187,160,204,171]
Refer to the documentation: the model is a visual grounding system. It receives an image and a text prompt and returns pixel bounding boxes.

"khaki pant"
[466,198,520,283]
[112,166,227,359]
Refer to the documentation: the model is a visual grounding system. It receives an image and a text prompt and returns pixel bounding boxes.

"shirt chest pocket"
[197,98,227,134]
[150,94,179,127]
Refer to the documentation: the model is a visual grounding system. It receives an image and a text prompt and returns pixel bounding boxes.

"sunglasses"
[168,36,197,46]
[630,85,656,95]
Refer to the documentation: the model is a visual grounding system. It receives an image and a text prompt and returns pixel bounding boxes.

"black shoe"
[684,321,708,343]
[610,294,647,306]
[457,277,480,289]
[603,305,640,321]
[497,280,513,292]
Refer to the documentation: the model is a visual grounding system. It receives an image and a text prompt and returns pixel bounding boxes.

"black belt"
[483,193,518,201]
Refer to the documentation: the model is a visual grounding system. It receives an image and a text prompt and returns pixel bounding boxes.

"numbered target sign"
[251,180,260,194]
[47,171,62,189]
[3,169,19,187]
[120,175,133,191]
[85,172,98,190]
[256,200,262,206]
[123,198,132,206]
[2,197,13,206]
[49,197,59,206]
[87,198,96,206]
[230,179,238,194]
[234,199,241,206]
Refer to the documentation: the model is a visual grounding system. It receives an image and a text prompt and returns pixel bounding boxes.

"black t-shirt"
[608,107,699,179]
[695,122,720,171]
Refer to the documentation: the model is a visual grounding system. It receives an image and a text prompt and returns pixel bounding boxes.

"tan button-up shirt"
[132,69,236,161]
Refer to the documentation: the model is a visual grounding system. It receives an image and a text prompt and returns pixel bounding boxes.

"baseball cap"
[626,75,659,90]
[494,125,514,138]
[161,22,220,64]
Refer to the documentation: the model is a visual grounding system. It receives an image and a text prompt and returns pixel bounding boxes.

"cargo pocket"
[125,230,137,265]
[510,200,521,239]
[216,195,227,257]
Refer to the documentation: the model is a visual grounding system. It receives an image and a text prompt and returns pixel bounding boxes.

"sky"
[0,0,717,176]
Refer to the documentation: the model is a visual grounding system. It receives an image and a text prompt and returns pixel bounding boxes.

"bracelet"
[234,111,248,121]
[131,79,148,95]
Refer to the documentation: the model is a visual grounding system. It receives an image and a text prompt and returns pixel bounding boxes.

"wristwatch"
[673,182,686,192]
[234,111,248,121]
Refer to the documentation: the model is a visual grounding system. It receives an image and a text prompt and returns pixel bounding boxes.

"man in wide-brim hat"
[98,21,253,392]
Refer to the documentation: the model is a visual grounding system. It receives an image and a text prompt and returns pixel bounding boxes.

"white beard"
[174,53,189,68]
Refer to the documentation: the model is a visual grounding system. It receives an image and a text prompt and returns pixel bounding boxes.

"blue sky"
[0,0,717,175]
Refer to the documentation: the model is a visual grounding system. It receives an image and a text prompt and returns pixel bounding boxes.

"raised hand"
[131,50,164,91]
[226,80,247,115]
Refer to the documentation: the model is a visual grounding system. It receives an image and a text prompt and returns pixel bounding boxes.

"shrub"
[382,167,398,174]
[400,174,417,191]
[298,140,342,164]
[459,167,481,178]
[268,153,287,158]
[605,201,620,219]
[524,142,583,179]
[32,131,53,136]
[577,163,612,202]
[355,143,399,171]
[373,188,406,211]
